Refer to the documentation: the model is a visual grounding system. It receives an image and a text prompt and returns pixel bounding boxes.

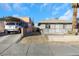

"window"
[51,24,55,29]
[18,21,28,28]
[45,24,50,29]
[6,23,15,25]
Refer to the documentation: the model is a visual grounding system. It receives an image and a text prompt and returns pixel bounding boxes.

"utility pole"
[72,3,79,35]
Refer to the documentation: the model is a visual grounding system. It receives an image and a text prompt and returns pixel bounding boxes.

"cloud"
[12,14,20,17]
[41,3,48,7]
[42,3,48,7]
[52,4,70,17]
[0,3,12,11]
[40,3,48,11]
[12,3,30,15]
[12,3,29,12]
[59,8,79,20]
[30,3,35,8]
[59,9,73,20]
[52,4,68,11]
[45,17,50,20]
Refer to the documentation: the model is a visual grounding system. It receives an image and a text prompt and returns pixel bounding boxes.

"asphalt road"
[1,34,79,56]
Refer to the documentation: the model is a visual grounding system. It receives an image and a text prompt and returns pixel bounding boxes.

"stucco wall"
[39,23,72,34]
[0,21,4,32]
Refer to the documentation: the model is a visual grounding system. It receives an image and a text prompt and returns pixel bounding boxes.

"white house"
[38,19,78,34]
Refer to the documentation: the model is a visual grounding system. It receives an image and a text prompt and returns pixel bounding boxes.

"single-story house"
[38,19,79,34]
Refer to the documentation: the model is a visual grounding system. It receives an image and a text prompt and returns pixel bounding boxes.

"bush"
[67,30,73,34]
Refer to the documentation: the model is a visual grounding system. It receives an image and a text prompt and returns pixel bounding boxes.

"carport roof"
[38,19,79,26]
[38,19,72,24]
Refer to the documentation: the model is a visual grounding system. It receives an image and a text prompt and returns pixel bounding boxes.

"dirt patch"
[20,35,48,44]
[20,35,79,45]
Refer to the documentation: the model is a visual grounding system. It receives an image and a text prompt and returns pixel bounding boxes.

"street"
[0,34,79,56]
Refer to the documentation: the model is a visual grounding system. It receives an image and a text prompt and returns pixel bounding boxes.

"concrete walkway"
[48,35,79,43]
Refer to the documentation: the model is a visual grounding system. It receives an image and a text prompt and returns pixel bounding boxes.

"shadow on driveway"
[0,32,6,37]
[23,32,41,37]
[0,32,21,37]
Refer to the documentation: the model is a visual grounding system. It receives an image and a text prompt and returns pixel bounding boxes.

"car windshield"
[6,23,15,25]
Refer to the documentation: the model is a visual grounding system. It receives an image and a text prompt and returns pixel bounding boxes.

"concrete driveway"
[1,35,79,56]
[0,34,22,55]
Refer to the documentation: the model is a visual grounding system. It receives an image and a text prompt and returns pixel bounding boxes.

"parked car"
[4,22,21,34]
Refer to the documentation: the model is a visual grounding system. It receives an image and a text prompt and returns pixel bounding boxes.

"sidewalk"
[48,35,79,45]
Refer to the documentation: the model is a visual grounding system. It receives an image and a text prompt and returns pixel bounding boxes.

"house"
[0,21,5,32]
[0,18,5,32]
[38,19,79,34]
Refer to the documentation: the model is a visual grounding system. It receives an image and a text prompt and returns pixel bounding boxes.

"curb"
[16,34,24,43]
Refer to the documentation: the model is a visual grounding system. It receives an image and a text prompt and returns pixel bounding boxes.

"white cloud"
[59,8,79,20]
[0,3,12,11]
[59,9,73,20]
[45,17,50,20]
[52,4,70,17]
[12,14,24,19]
[12,4,20,10]
[12,3,30,15]
[12,14,20,17]
[40,3,48,8]
[40,3,48,11]
[42,3,48,7]
[12,3,29,12]
[30,3,35,8]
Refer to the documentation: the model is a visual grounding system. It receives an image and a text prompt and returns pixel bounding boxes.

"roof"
[1,16,34,25]
[38,19,72,24]
[0,16,21,22]
[20,17,31,23]
[0,16,31,23]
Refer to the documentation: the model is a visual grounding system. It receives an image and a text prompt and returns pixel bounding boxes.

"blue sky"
[0,3,77,24]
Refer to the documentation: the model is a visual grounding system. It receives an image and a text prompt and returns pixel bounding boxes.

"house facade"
[0,21,5,32]
[38,19,77,34]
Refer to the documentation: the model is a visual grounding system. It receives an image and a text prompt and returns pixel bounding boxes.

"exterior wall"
[50,24,55,29]
[65,24,72,31]
[39,24,45,29]
[0,21,5,32]
[39,23,72,34]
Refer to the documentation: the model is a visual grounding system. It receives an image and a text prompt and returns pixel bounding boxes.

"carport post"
[21,28,24,37]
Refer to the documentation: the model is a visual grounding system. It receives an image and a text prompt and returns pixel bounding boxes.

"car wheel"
[18,28,21,33]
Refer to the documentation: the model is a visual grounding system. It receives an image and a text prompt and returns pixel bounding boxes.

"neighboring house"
[0,18,5,32]
[38,19,76,34]
[0,21,5,32]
